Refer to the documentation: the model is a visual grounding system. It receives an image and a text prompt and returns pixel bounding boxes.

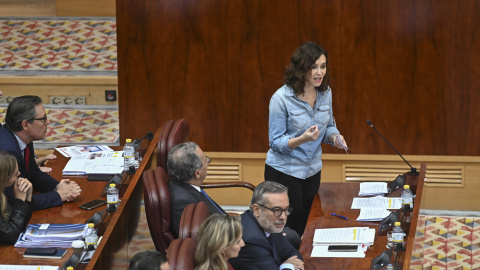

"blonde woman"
[0,151,33,244]
[195,214,244,270]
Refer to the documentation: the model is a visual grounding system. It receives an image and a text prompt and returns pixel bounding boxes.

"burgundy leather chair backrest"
[167,238,196,270]
[179,202,209,241]
[157,119,175,170]
[142,166,174,252]
[166,118,190,155]
[153,166,174,246]
[142,168,165,251]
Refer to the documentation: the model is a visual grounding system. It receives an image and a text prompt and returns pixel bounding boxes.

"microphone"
[133,131,154,150]
[366,120,418,176]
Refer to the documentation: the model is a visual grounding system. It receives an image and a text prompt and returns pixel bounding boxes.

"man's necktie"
[267,235,278,262]
[200,189,225,214]
[24,146,30,172]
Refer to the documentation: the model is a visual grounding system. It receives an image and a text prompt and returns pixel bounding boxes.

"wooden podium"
[299,163,426,269]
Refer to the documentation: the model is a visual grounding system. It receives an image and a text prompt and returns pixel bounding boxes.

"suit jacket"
[0,126,62,211]
[229,210,303,270]
[168,180,226,237]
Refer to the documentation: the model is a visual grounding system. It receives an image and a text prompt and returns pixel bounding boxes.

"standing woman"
[265,42,347,236]
[0,151,33,244]
[195,214,244,270]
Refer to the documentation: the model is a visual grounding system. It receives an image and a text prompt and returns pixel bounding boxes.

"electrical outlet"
[75,96,86,105]
[64,96,74,105]
[0,95,18,103]
[49,96,86,105]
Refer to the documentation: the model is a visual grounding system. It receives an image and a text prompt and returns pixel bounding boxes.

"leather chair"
[142,166,174,252]
[178,202,210,241]
[167,238,196,270]
[157,119,190,172]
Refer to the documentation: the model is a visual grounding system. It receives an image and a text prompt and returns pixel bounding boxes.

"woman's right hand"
[301,125,320,142]
[288,125,320,150]
[13,177,33,201]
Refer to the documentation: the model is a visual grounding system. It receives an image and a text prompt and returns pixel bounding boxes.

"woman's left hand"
[333,134,348,149]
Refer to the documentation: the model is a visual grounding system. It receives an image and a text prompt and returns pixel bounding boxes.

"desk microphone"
[133,131,154,150]
[366,120,418,175]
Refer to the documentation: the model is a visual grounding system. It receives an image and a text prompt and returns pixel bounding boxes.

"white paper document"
[311,244,368,258]
[56,145,114,158]
[313,227,376,246]
[358,182,388,196]
[356,208,392,221]
[62,151,124,175]
[351,196,402,209]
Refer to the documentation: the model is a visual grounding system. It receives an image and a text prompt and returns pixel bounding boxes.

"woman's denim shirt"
[265,85,339,179]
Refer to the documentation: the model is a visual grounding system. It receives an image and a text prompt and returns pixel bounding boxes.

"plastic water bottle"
[107,183,119,212]
[84,223,98,249]
[401,185,414,211]
[391,222,405,249]
[123,138,135,170]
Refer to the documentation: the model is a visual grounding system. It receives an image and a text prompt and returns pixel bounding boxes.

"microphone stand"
[133,131,154,150]
[366,120,418,175]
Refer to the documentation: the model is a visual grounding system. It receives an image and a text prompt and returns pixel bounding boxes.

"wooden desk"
[0,127,161,269]
[299,164,426,269]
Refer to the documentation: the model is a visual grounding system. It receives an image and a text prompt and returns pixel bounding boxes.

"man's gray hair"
[250,181,288,209]
[167,142,202,183]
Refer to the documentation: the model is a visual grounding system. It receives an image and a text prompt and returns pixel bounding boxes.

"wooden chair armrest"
[201,181,255,191]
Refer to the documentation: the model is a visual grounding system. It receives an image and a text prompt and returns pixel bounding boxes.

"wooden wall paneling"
[117,0,480,155]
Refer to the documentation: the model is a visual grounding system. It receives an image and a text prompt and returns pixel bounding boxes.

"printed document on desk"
[313,227,376,246]
[56,145,114,157]
[351,196,402,209]
[14,224,88,248]
[356,208,391,221]
[358,182,388,196]
[62,151,124,175]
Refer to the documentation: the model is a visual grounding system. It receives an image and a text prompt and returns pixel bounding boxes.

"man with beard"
[229,181,304,270]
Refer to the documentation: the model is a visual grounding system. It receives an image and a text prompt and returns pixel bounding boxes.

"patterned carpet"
[0,17,117,76]
[0,104,119,148]
[411,216,480,270]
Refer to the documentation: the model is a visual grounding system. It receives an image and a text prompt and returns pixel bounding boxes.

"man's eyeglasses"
[200,155,211,168]
[28,116,48,123]
[257,203,293,217]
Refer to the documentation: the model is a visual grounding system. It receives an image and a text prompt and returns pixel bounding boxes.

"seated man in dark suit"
[167,142,226,237]
[229,181,304,270]
[0,95,82,210]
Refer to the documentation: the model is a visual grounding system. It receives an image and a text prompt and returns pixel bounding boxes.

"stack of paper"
[311,227,375,258]
[356,208,392,221]
[358,182,388,196]
[351,196,402,210]
[55,145,114,158]
[14,224,88,248]
[62,151,125,175]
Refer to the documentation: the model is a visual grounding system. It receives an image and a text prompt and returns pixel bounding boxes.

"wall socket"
[0,95,19,104]
[49,96,86,105]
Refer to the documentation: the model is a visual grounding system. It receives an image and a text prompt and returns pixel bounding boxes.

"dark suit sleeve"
[277,233,303,262]
[22,144,62,211]
[168,181,200,238]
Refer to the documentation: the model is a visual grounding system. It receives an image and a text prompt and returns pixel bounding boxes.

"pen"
[331,213,348,220]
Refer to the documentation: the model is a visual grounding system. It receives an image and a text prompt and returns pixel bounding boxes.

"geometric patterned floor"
[410,216,480,270]
[0,17,116,76]
[0,104,119,148]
